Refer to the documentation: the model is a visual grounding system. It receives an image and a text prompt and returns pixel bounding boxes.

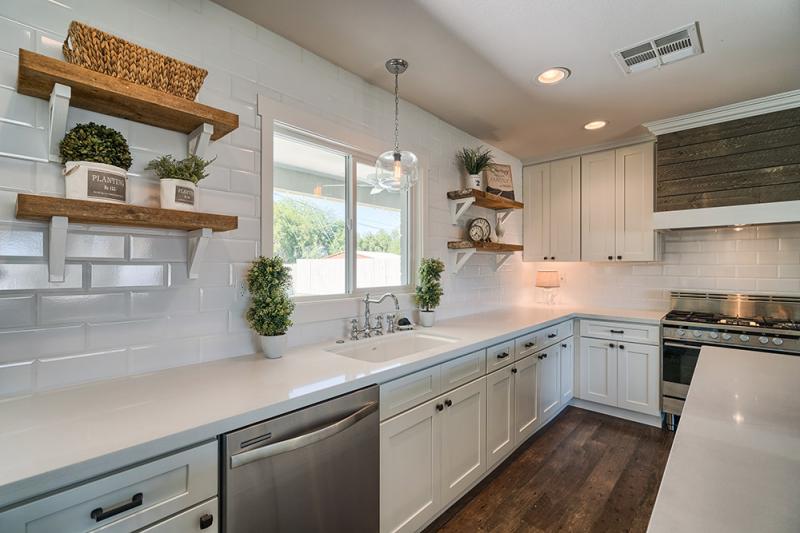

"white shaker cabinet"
[581,142,656,262]
[513,354,540,443]
[537,347,561,424]
[523,157,581,262]
[559,337,575,405]
[617,341,660,416]
[579,337,619,407]
[485,365,515,468]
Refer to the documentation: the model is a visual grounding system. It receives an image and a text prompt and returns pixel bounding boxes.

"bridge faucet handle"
[374,313,384,333]
[386,313,396,333]
[350,318,360,339]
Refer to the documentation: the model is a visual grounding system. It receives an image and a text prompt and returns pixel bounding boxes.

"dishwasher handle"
[230,400,379,468]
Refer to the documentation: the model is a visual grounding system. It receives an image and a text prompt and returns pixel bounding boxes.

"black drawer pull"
[561,343,567,348]
[497,352,510,359]
[200,513,214,530]
[610,329,624,334]
[444,399,452,407]
[547,333,557,338]
[524,342,535,348]
[91,493,143,522]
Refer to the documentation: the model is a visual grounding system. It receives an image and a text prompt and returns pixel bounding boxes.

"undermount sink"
[327,331,459,363]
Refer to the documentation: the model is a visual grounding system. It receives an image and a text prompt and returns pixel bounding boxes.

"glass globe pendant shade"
[376,150,418,192]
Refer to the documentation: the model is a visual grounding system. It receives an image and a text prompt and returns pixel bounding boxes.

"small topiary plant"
[415,258,445,312]
[456,145,494,175]
[146,154,216,184]
[246,256,295,337]
[59,122,133,170]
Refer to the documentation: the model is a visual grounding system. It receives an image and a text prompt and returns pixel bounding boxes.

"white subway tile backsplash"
[0,263,83,291]
[66,232,126,259]
[0,50,17,90]
[757,279,800,292]
[0,295,35,328]
[88,318,165,350]
[40,293,128,324]
[130,235,187,261]
[37,349,128,391]
[735,265,778,278]
[204,238,258,263]
[130,339,201,374]
[0,325,85,364]
[200,286,237,311]
[167,310,228,338]
[0,227,43,256]
[131,287,200,317]
[198,189,256,217]
[91,264,165,288]
[778,265,800,278]
[0,155,36,192]
[0,361,33,397]
[0,16,34,54]
[757,251,800,265]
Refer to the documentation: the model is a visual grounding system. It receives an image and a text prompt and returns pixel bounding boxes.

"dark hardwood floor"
[425,407,674,533]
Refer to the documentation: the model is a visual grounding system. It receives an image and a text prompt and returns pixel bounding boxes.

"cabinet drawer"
[0,441,217,533]
[441,349,486,393]
[140,498,218,532]
[539,321,573,348]
[486,340,515,372]
[579,319,659,345]
[381,365,441,420]
[514,331,540,359]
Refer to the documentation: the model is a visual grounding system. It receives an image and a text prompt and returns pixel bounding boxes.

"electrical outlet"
[238,280,247,298]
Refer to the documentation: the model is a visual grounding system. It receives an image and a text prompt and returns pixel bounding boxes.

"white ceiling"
[215,0,800,162]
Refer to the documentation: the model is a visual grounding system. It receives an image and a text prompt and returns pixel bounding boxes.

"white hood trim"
[653,200,800,230]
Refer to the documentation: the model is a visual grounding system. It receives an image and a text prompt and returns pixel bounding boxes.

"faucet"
[351,292,400,339]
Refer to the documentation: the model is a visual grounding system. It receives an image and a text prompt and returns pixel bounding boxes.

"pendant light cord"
[394,72,400,154]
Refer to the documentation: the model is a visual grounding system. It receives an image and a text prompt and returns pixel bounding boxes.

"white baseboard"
[569,398,662,427]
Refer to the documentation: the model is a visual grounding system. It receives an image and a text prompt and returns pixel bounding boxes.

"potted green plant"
[246,256,296,358]
[415,258,445,327]
[146,154,215,212]
[59,122,133,203]
[456,146,494,191]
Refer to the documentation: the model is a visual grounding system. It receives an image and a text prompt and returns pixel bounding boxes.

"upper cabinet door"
[581,150,616,262]
[548,157,581,261]
[615,142,655,262]
[523,163,550,261]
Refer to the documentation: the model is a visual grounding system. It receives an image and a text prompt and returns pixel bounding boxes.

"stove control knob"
[772,338,784,346]
[676,329,686,337]
[692,330,703,338]
[739,334,750,342]
[758,336,769,345]
[708,332,719,339]
[721,333,732,341]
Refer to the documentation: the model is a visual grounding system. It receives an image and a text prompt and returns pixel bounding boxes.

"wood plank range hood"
[644,90,800,229]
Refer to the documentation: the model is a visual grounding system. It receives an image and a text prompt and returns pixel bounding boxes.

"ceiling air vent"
[613,22,703,74]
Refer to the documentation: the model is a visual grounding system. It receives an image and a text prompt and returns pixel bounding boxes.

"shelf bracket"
[451,248,476,274]
[188,123,214,158]
[47,83,71,163]
[48,216,68,282]
[187,228,212,279]
[448,196,475,225]
[493,252,513,272]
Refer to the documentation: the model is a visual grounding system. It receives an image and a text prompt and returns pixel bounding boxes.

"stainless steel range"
[661,291,800,430]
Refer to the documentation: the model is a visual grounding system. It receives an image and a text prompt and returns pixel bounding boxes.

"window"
[272,127,411,298]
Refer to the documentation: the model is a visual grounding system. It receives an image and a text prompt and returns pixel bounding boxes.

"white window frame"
[258,96,422,303]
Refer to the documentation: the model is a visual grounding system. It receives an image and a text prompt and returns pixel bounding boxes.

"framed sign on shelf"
[484,164,515,201]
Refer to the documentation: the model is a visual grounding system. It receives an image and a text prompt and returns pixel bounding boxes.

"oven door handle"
[230,401,378,469]
[663,341,702,350]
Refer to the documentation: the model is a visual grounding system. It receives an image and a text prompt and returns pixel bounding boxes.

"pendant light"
[376,58,418,192]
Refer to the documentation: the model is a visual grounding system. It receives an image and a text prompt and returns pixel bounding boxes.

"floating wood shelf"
[17,49,239,160]
[16,194,238,282]
[447,189,523,229]
[447,240,523,273]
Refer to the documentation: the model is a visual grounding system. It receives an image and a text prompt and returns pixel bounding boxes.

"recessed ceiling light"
[536,67,570,85]
[583,120,607,130]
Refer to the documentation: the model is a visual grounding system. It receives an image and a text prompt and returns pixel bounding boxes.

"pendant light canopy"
[376,58,419,192]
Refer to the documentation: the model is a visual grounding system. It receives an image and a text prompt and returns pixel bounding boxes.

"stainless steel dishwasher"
[221,385,379,533]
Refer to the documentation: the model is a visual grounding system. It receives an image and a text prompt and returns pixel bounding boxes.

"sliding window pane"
[273,134,347,296]
[355,162,408,288]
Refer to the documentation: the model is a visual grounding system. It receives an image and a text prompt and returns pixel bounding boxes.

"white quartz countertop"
[648,346,800,533]
[0,305,664,508]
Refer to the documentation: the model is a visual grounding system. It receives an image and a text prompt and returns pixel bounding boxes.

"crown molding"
[643,89,800,136]
[521,134,654,166]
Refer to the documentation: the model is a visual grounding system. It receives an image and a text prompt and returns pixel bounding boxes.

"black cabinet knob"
[444,399,452,407]
[619,344,625,350]
[609,343,615,348]
[543,353,548,358]
[200,514,214,530]
[550,256,555,260]
[608,256,613,260]
[561,343,567,348]
[617,255,622,260]
[543,256,547,260]
[511,367,518,374]
[436,403,444,412]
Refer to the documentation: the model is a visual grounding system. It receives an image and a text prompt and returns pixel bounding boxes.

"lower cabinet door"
[514,354,540,444]
[560,337,575,405]
[439,377,487,505]
[617,341,660,415]
[486,367,515,468]
[580,338,619,407]
[538,347,561,423]
[380,398,441,533]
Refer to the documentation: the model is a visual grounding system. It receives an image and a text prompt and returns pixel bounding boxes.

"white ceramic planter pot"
[259,334,288,359]
[160,179,198,211]
[468,173,484,191]
[64,161,128,203]
[419,310,436,327]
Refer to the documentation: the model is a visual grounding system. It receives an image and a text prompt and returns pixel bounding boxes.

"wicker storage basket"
[62,21,207,101]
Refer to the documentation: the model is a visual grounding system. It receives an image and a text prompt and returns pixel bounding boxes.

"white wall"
[0,0,528,396]
[533,223,800,308]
